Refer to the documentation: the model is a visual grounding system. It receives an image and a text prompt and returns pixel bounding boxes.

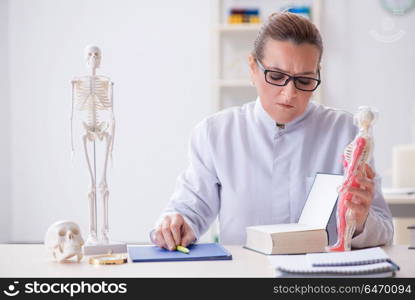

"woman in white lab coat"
[151,12,393,250]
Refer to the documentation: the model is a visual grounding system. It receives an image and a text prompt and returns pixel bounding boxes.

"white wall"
[4,0,415,243]
[7,0,212,243]
[0,0,10,243]
[321,0,415,185]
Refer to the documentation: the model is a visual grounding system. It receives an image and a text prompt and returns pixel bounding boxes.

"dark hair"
[252,12,323,63]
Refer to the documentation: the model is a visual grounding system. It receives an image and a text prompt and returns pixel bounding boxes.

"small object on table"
[89,254,128,265]
[44,220,84,263]
[176,245,190,254]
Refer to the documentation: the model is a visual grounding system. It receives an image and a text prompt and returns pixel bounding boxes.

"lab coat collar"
[254,97,315,136]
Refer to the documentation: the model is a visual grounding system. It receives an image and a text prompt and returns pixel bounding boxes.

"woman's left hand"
[344,163,375,235]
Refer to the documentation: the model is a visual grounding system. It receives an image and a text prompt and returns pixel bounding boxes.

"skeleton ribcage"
[73,77,112,128]
[74,77,112,111]
[344,137,372,167]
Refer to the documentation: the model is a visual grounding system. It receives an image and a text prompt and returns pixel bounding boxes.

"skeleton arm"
[70,80,76,163]
[109,81,115,167]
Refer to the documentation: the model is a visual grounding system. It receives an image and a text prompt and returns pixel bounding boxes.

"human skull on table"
[44,221,84,263]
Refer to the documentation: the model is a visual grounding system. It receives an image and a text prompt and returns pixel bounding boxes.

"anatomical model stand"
[71,45,126,255]
[326,106,376,252]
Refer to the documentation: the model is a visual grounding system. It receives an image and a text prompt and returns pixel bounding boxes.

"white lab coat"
[154,98,393,246]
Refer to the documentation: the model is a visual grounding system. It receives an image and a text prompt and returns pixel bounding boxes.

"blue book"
[128,243,232,262]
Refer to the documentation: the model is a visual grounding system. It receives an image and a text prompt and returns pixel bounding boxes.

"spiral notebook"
[268,247,399,278]
[306,247,395,266]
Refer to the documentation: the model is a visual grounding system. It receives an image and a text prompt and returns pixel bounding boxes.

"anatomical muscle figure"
[326,106,376,252]
[71,45,115,245]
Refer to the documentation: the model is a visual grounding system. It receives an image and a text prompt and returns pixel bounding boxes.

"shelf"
[212,0,324,110]
[384,194,415,205]
[216,24,261,33]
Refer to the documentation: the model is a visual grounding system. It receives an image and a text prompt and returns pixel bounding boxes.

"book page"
[246,223,322,233]
[298,173,343,228]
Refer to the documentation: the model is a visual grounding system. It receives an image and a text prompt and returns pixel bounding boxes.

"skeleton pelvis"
[83,121,108,141]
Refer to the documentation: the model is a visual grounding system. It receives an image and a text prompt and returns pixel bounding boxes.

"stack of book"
[268,247,400,278]
[285,6,311,19]
[227,8,261,24]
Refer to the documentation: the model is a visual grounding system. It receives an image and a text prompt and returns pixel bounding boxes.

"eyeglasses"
[256,59,321,92]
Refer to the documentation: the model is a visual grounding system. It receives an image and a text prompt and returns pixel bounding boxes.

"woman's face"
[249,39,321,124]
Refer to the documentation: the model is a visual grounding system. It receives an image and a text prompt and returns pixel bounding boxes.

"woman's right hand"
[152,213,196,251]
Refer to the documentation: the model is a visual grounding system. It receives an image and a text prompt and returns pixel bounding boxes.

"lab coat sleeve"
[152,118,220,241]
[351,172,394,248]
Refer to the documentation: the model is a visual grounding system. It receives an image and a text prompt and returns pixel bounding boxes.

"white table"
[0,244,413,278]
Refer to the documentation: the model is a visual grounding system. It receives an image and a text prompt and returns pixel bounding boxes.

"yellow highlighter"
[176,245,190,254]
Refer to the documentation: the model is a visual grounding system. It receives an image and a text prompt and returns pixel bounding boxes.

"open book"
[245,173,343,254]
[268,247,399,278]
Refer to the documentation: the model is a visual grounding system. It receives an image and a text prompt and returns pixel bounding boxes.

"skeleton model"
[327,106,376,252]
[71,46,115,246]
[44,220,84,263]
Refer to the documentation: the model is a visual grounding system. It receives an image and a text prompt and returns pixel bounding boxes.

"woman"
[151,12,393,250]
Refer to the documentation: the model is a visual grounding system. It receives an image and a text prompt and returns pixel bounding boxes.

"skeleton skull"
[44,220,84,263]
[355,106,376,131]
[85,45,102,70]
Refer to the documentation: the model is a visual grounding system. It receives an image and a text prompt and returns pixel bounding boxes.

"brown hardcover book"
[245,174,343,255]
